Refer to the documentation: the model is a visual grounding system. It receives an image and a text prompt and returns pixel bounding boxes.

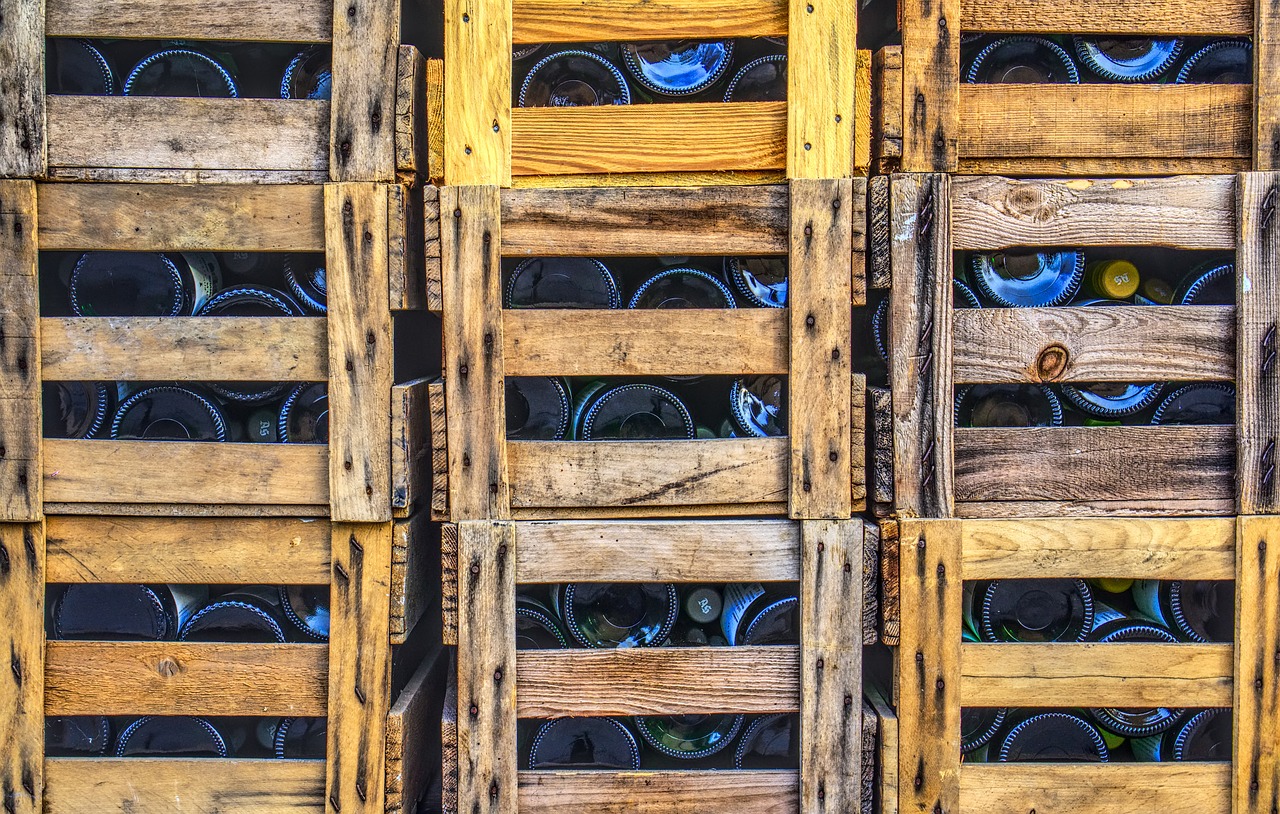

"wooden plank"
[517,646,799,717]
[387,649,448,814]
[959,0,1250,34]
[866,682,898,814]
[456,521,517,814]
[878,519,900,646]
[854,51,873,178]
[959,157,1250,176]
[441,186,508,520]
[888,174,953,517]
[45,516,331,584]
[952,175,1237,251]
[441,662,458,814]
[897,519,961,814]
[511,103,786,177]
[46,167,330,184]
[46,0,332,40]
[428,380,449,520]
[1237,172,1280,513]
[426,59,445,185]
[868,176,892,288]
[800,520,862,813]
[327,522,393,814]
[956,498,1236,518]
[961,763,1231,814]
[390,512,432,643]
[325,184,393,522]
[329,0,398,181]
[395,46,428,181]
[954,425,1236,504]
[787,0,854,178]
[0,0,41,177]
[517,771,797,814]
[386,182,425,313]
[500,185,788,256]
[900,0,959,170]
[1236,516,1280,814]
[512,502,788,520]
[440,522,458,647]
[870,387,894,512]
[872,48,903,174]
[862,519,879,645]
[960,85,1250,161]
[512,170,785,189]
[47,97,328,173]
[44,759,326,814]
[508,438,788,510]
[45,642,327,716]
[422,186,443,313]
[392,378,433,518]
[36,182,325,251]
[1256,0,1280,169]
[443,0,510,185]
[790,178,854,518]
[0,182,40,521]
[852,372,868,513]
[0,524,42,814]
[43,502,331,518]
[44,440,329,505]
[512,0,785,42]
[952,305,1235,384]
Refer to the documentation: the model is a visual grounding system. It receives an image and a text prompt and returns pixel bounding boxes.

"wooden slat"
[386,649,448,814]
[0,182,40,521]
[45,641,327,716]
[787,0,854,177]
[395,46,428,181]
[1237,172,1280,513]
[870,386,894,512]
[43,502,331,518]
[952,175,1237,251]
[511,103,786,176]
[36,183,325,250]
[954,425,1236,504]
[516,647,799,717]
[41,317,327,382]
[872,48,903,173]
[0,0,41,176]
[391,512,432,642]
[959,0,1250,34]
[952,305,1235,384]
[46,0,332,40]
[422,186,443,313]
[957,498,1237,518]
[45,759,326,813]
[0,524,42,814]
[868,176,891,288]
[512,0,785,42]
[43,440,329,505]
[426,59,445,186]
[960,85,1250,161]
[957,157,1250,176]
[1236,516,1280,814]
[440,522,459,647]
[428,380,449,520]
[511,502,787,520]
[500,185,788,256]
[503,310,786,377]
[45,516,331,584]
[443,0,510,185]
[392,378,432,518]
[854,51,873,179]
[514,519,799,582]
[852,372,868,513]
[789,179,854,518]
[517,771,798,814]
[441,667,458,814]
[900,0,958,170]
[960,517,1237,580]
[878,519,900,646]
[46,167,329,184]
[1257,0,1280,169]
[47,97,329,173]
[512,170,785,189]
[866,683,898,814]
[507,438,788,510]
[386,183,423,317]
[329,0,398,181]
[960,763,1232,814]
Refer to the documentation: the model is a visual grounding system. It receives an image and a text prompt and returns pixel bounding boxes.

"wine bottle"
[506,377,572,440]
[682,586,723,625]
[516,593,571,650]
[1085,259,1140,300]
[1152,383,1235,425]
[620,41,734,99]
[70,251,222,316]
[557,583,678,648]
[1061,379,1165,419]
[734,713,797,768]
[518,50,631,106]
[965,36,1081,84]
[48,39,117,95]
[971,579,1095,642]
[505,257,621,308]
[1131,580,1233,643]
[283,254,328,313]
[995,711,1109,762]
[1132,709,1231,761]
[721,583,799,646]
[723,54,787,102]
[244,406,280,443]
[634,714,744,761]
[114,716,230,757]
[1085,608,1184,738]
[955,384,1063,428]
[111,384,228,441]
[124,47,239,97]
[197,285,303,405]
[729,376,786,437]
[179,586,291,643]
[962,708,1008,755]
[627,267,736,309]
[278,383,329,443]
[725,257,787,307]
[1135,277,1175,305]
[269,717,327,758]
[51,583,208,640]
[279,586,329,642]
[574,382,696,440]
[46,716,112,756]
[1072,37,1183,82]
[968,249,1085,307]
[281,46,332,100]
[1174,261,1233,305]
[1176,40,1252,84]
[527,718,642,769]
[44,381,114,439]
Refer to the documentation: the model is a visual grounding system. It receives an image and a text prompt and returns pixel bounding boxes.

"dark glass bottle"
[971,579,1095,642]
[628,267,736,309]
[51,583,207,640]
[968,250,1085,307]
[682,585,723,625]
[46,716,112,756]
[114,716,230,757]
[70,251,222,316]
[281,46,332,100]
[48,39,117,95]
[516,594,571,650]
[278,383,329,443]
[1131,580,1234,643]
[518,50,631,107]
[1072,37,1183,82]
[196,285,303,405]
[506,377,572,440]
[527,718,642,769]
[1152,383,1235,425]
[557,583,679,648]
[634,714,744,761]
[244,406,280,443]
[179,586,290,643]
[725,257,787,307]
[505,258,621,308]
[1061,380,1165,419]
[270,717,327,758]
[965,36,1081,84]
[734,713,797,768]
[44,381,114,439]
[1174,261,1234,305]
[730,376,786,437]
[1176,40,1252,84]
[723,55,787,102]
[1086,609,1184,738]
[283,254,328,313]
[955,384,1064,428]
[574,382,696,440]
[111,385,228,441]
[1084,259,1140,301]
[279,586,329,642]
[1132,709,1232,761]
[721,583,799,646]
[620,41,734,98]
[995,711,1109,762]
[962,708,1008,755]
[124,47,239,97]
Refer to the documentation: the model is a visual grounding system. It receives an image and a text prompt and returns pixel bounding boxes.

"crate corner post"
[0,179,41,522]
[329,0,401,181]
[0,521,44,814]
[443,0,512,186]
[0,0,45,179]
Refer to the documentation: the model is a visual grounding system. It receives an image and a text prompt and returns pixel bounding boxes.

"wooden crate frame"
[877,0,1279,175]
[895,516,1280,814]
[0,179,440,524]
[0,0,426,183]
[434,181,868,521]
[880,173,1280,519]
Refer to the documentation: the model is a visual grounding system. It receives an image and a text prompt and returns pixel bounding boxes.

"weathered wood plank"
[386,649,448,814]
[961,763,1231,814]
[443,0,510,185]
[46,0,332,40]
[866,681,898,814]
[440,522,458,647]
[390,512,432,643]
[422,186,443,313]
[395,46,427,181]
[872,48,903,174]
[787,0,854,178]
[512,170,785,189]
[329,0,398,181]
[511,502,788,520]
[900,0,958,170]
[862,519,878,645]
[392,378,433,518]
[868,176,892,288]
[46,167,330,184]
[870,386,894,513]
[428,380,449,520]
[0,524,42,814]
[387,182,425,313]
[1256,0,1280,169]
[878,519,900,646]
[0,182,40,521]
[517,771,797,814]
[854,51,873,179]
[426,59,445,186]
[43,502,331,518]
[0,0,42,177]
[1237,172,1280,513]
[959,157,1250,176]
[958,499,1235,519]
[512,0,785,42]
[852,371,868,513]
[1235,516,1280,814]
[959,0,1250,34]
[441,665,458,814]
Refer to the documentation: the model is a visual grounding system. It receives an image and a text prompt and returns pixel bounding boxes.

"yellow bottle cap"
[1140,277,1174,305]
[1089,260,1140,299]
[1090,577,1134,594]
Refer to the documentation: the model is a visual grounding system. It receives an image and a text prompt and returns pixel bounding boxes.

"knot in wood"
[156,658,183,678]
[1033,343,1069,381]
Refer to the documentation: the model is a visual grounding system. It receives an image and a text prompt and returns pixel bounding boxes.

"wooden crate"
[434,181,868,521]
[0,0,426,183]
[894,516,1280,814]
[879,173,1280,519]
[0,179,443,524]
[877,0,1279,175]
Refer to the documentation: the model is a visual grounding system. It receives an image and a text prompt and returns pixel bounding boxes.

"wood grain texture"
[0,524,42,814]
[500,184,788,256]
[866,681,898,814]
[43,440,329,506]
[507,438,788,511]
[956,157,1249,177]
[868,175,892,289]
[878,519,900,646]
[395,46,427,181]
[959,0,1250,33]
[43,502,331,518]
[41,317,327,382]
[0,0,41,177]
[45,515,332,584]
[392,378,433,518]
[900,0,959,170]
[854,51,873,178]
[517,771,797,813]
[47,97,329,173]
[511,103,786,176]
[512,0,784,42]
[43,758,326,814]
[387,182,425,314]
[422,186,443,313]
[787,0,854,177]
[952,305,1234,384]
[390,511,432,642]
[862,519,879,645]
[326,183,393,522]
[790,179,854,518]
[1235,515,1280,814]
[426,59,445,185]
[0,182,40,521]
[952,175,1237,251]
[329,0,398,181]
[429,380,449,520]
[511,170,785,189]
[1256,0,1280,169]
[45,0,332,39]
[441,659,458,814]
[511,502,787,520]
[326,522,393,814]
[504,309,787,377]
[443,0,510,185]
[960,763,1231,814]
[440,522,458,646]
[872,48,903,174]
[44,167,330,185]
[1237,172,1280,513]
[957,498,1235,518]
[870,387,894,514]
[46,642,327,716]
[852,372,868,513]
[386,648,448,814]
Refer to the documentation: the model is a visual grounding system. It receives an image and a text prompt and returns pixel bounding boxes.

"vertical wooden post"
[785,0,854,179]
[329,0,400,180]
[799,519,863,814]
[0,522,43,814]
[444,0,511,185]
[0,181,40,522]
[899,0,959,171]
[1254,0,1280,170]
[456,520,517,814]
[1238,172,1280,514]
[0,0,43,178]
[897,519,961,814]
[1234,515,1280,814]
[889,174,953,518]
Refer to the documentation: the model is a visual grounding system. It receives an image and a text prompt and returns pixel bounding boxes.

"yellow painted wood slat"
[512,0,786,42]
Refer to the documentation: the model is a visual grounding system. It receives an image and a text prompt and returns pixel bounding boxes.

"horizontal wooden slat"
[44,439,330,505]
[513,0,786,42]
[959,0,1251,35]
[517,646,799,717]
[45,642,328,716]
[507,437,788,510]
[41,317,327,382]
[503,310,787,377]
[46,0,333,41]
[952,306,1235,384]
[960,643,1233,707]
[959,763,1231,814]
[44,516,331,584]
[959,517,1236,580]
[955,497,1236,518]
[500,185,788,256]
[511,103,786,176]
[518,770,798,814]
[959,85,1250,162]
[37,183,326,251]
[951,175,1237,250]
[47,97,329,173]
[953,425,1234,504]
[955,157,1250,177]
[514,519,799,582]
